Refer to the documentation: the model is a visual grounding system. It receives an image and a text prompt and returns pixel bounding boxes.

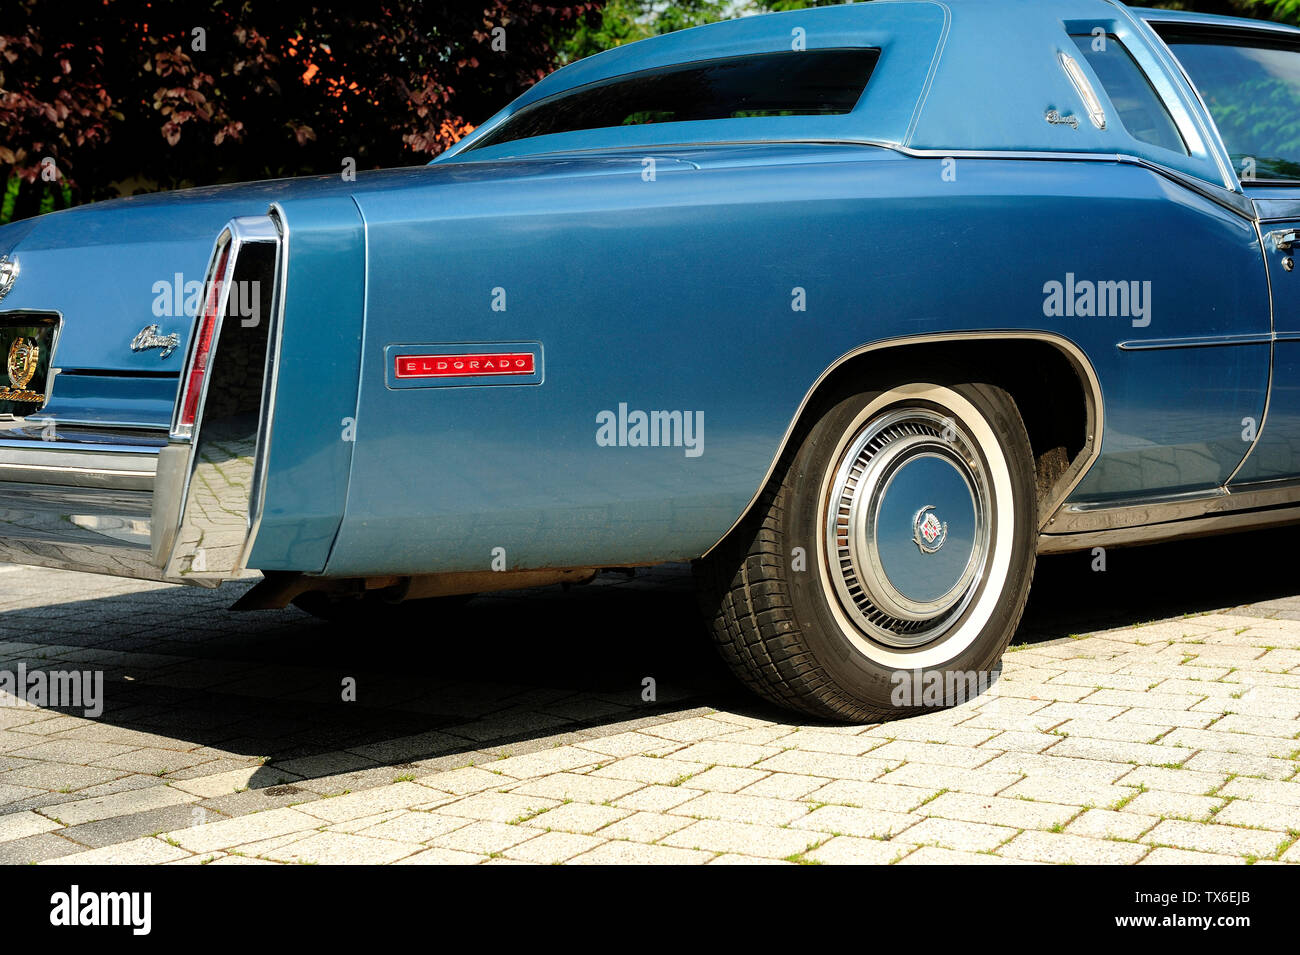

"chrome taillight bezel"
[154,210,285,582]
[170,216,281,441]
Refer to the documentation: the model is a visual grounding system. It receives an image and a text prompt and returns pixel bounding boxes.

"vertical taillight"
[176,241,232,435]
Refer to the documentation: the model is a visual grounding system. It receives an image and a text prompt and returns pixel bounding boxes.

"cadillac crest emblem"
[7,337,38,390]
[912,505,948,554]
[0,336,43,405]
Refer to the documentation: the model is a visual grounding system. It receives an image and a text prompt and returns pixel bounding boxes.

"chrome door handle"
[1271,229,1300,251]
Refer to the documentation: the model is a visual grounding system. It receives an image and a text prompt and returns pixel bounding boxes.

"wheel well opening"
[813,338,1093,523]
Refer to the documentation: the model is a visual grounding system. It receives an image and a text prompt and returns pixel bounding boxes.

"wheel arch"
[703,331,1104,556]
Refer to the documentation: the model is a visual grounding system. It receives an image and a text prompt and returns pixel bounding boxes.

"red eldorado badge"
[394,352,536,380]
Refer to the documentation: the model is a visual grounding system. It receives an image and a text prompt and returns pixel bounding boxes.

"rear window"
[1071,35,1187,154]
[470,49,880,151]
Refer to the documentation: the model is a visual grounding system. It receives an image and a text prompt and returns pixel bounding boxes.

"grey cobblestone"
[3,558,1299,865]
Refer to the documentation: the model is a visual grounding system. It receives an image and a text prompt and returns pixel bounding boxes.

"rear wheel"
[696,374,1037,722]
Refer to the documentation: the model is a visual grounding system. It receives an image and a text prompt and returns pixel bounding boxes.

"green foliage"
[0,176,18,225]
[750,0,846,10]
[0,176,72,225]
[560,0,729,63]
[1145,0,1298,26]
[0,1,600,220]
[6,0,1300,223]
[1263,0,1300,24]
[560,0,1300,69]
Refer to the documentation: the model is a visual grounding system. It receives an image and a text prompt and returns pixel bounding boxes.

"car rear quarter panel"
[245,197,364,573]
[311,148,1268,578]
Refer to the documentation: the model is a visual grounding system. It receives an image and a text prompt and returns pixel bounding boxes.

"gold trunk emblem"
[2,337,42,403]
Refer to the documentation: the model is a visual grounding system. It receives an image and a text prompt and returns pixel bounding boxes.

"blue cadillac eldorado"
[2,0,1300,721]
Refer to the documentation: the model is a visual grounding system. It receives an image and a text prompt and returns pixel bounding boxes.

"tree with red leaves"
[0,1,601,222]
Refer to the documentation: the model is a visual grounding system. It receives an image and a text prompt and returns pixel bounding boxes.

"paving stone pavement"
[1,529,1299,865]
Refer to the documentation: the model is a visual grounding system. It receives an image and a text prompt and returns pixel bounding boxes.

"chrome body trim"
[154,213,283,583]
[239,203,290,574]
[1124,9,1240,192]
[0,437,163,453]
[1038,504,1300,553]
[1223,215,1280,486]
[0,443,156,490]
[168,216,279,441]
[0,480,169,580]
[1116,333,1272,350]
[1140,14,1300,39]
[870,144,1254,218]
[1044,464,1300,550]
[1039,481,1300,553]
[702,330,1104,556]
[1255,198,1300,221]
[451,136,1255,218]
[1058,51,1107,130]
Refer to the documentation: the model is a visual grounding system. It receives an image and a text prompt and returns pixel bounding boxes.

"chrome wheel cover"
[821,407,992,650]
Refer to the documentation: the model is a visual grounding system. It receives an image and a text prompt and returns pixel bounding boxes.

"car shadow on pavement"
[1,525,1297,814]
[1023,523,1300,641]
[0,565,746,814]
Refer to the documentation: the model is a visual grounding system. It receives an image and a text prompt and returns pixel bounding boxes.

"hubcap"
[822,408,991,649]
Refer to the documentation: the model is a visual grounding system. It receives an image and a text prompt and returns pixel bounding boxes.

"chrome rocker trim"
[1038,479,1300,553]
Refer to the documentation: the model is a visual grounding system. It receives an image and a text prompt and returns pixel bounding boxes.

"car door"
[1150,19,1300,484]
[1053,18,1271,504]
[1245,192,1300,482]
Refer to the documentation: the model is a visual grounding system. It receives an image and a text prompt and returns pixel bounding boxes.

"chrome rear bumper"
[0,442,174,582]
[0,211,284,587]
[0,441,156,490]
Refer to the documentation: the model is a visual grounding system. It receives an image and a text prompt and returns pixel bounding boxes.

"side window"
[1160,31,1300,182]
[1071,35,1187,155]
